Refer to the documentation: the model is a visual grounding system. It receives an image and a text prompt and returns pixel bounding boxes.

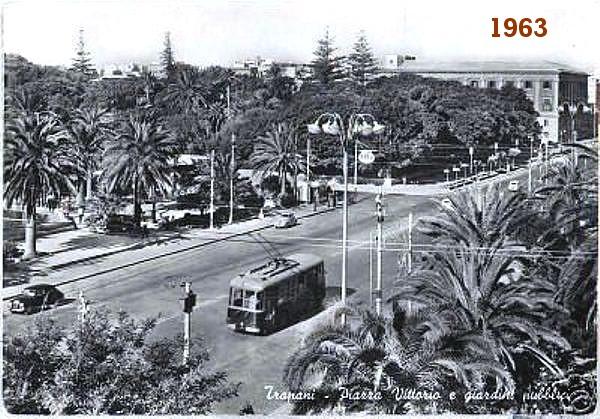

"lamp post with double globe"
[307,113,384,325]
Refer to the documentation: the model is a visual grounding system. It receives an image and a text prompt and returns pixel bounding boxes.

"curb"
[2,206,338,301]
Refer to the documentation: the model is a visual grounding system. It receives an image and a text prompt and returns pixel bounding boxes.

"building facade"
[383,60,591,143]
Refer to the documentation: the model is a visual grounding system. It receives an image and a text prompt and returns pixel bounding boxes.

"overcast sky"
[3,0,599,73]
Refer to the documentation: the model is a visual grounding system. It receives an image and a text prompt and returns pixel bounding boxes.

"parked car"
[100,214,137,233]
[158,203,204,223]
[10,284,64,314]
[508,180,520,192]
[274,212,297,228]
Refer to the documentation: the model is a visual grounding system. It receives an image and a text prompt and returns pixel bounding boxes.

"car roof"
[25,284,56,290]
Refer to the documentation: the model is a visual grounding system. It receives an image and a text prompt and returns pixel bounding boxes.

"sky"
[2,0,600,74]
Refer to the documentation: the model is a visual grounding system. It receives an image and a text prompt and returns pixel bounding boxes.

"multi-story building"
[381,60,592,143]
[230,57,311,81]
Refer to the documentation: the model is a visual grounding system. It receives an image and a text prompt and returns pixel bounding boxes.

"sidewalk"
[2,203,337,301]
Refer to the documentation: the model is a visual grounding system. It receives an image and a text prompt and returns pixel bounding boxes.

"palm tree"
[249,123,305,199]
[65,106,111,201]
[4,114,79,258]
[535,157,597,249]
[418,184,527,250]
[103,113,176,227]
[284,308,511,414]
[392,188,570,385]
[163,67,209,116]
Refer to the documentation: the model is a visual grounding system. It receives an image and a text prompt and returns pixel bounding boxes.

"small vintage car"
[274,212,297,229]
[9,284,65,314]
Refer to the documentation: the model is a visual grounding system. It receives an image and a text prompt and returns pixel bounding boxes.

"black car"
[10,284,64,314]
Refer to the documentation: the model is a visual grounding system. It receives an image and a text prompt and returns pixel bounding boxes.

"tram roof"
[229,253,324,291]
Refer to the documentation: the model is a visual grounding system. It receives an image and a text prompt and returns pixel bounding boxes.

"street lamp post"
[461,163,468,179]
[307,113,384,325]
[469,146,474,175]
[452,166,460,180]
[210,149,215,230]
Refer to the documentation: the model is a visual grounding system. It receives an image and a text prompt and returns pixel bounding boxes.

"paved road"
[3,194,438,414]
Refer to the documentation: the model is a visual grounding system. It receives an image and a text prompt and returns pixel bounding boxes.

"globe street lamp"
[307,112,384,325]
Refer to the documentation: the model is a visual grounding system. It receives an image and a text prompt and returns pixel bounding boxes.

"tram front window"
[243,290,262,310]
[230,288,243,306]
[230,288,262,310]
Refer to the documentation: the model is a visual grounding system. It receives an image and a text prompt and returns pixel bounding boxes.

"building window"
[487,80,497,88]
[469,80,479,88]
[524,80,533,89]
[542,97,553,112]
[504,80,515,88]
[543,119,549,127]
[543,80,552,90]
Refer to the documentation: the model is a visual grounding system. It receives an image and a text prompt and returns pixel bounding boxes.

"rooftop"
[390,60,588,75]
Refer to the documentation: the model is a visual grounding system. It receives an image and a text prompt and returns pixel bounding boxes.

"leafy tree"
[103,112,176,227]
[347,31,378,86]
[3,309,239,414]
[265,64,295,101]
[4,112,79,259]
[160,31,175,79]
[71,29,96,77]
[310,28,345,86]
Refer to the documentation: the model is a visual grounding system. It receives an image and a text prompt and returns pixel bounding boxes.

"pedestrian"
[313,189,319,212]
[142,224,149,239]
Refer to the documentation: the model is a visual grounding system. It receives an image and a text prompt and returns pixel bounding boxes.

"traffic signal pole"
[181,282,196,365]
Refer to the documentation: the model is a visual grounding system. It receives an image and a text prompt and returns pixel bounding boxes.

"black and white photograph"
[2,0,599,416]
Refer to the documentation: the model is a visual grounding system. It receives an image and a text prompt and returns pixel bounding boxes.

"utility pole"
[407,212,413,274]
[306,137,311,183]
[375,192,384,315]
[369,230,373,309]
[229,133,235,224]
[78,290,88,326]
[544,142,549,184]
[354,141,358,185]
[181,282,196,365]
[528,160,532,195]
[210,149,215,230]
[227,84,235,225]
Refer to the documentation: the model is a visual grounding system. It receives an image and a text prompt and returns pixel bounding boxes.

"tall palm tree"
[65,106,111,200]
[4,114,79,258]
[103,113,176,227]
[250,123,305,198]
